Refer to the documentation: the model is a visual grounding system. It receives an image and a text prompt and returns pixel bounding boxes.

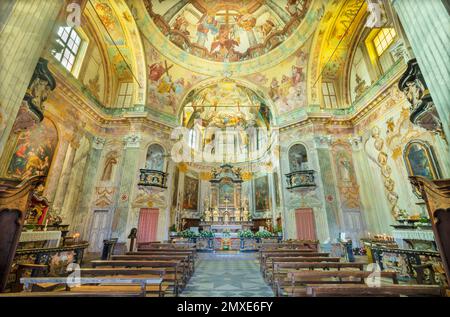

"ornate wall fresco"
[183,175,199,211]
[6,118,58,180]
[244,42,311,116]
[254,175,270,212]
[331,142,360,210]
[88,0,134,81]
[144,39,207,115]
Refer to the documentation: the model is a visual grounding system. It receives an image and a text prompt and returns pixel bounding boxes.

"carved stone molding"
[124,133,142,148]
[348,136,363,151]
[314,136,332,148]
[92,136,106,150]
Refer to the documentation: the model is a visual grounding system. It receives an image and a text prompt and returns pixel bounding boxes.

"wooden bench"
[305,284,444,297]
[277,271,398,297]
[118,253,195,275]
[91,260,184,296]
[272,262,365,293]
[259,251,329,272]
[19,276,163,297]
[136,247,197,259]
[67,268,168,297]
[259,241,319,251]
[113,254,193,274]
[264,257,341,282]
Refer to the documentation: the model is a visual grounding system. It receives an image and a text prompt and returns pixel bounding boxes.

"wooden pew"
[91,260,184,296]
[264,257,340,282]
[125,250,195,272]
[136,247,197,258]
[259,241,319,251]
[305,284,444,297]
[112,254,194,277]
[18,276,163,297]
[278,271,398,297]
[272,262,365,293]
[66,268,167,297]
[259,251,329,272]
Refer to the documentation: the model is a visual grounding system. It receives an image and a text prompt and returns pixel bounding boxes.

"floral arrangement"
[416,216,431,226]
[198,230,215,238]
[255,230,274,239]
[179,229,199,239]
[397,209,409,221]
[238,229,255,239]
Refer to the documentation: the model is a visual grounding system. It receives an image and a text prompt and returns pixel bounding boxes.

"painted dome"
[145,0,312,63]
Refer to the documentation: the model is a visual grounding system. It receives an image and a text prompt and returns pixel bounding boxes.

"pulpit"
[410,176,450,288]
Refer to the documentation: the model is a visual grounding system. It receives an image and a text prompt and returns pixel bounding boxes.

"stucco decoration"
[371,126,400,218]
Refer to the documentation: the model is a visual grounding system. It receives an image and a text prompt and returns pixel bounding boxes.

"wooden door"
[295,208,317,240]
[137,208,159,243]
[88,210,111,253]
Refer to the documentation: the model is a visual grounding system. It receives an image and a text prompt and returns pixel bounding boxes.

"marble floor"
[181,252,275,297]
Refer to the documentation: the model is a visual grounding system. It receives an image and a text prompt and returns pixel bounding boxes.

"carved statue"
[204,209,211,222]
[224,211,229,223]
[213,208,219,222]
[234,208,241,222]
[243,208,249,222]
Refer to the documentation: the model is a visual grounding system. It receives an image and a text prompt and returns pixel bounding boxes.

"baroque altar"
[200,164,253,237]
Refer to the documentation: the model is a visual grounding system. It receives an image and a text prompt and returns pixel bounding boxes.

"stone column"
[112,133,141,242]
[392,0,450,141]
[76,137,105,238]
[0,0,65,158]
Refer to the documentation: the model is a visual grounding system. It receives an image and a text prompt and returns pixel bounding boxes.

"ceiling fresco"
[181,79,272,129]
[127,0,325,77]
[82,0,375,124]
[144,0,312,63]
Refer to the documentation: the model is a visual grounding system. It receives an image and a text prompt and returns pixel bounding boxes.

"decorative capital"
[124,133,142,148]
[348,136,363,151]
[92,136,106,150]
[314,136,332,148]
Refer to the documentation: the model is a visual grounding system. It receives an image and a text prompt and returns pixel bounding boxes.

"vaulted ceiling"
[77,0,379,125]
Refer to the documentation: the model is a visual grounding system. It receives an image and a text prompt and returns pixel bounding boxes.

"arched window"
[404,141,441,180]
[146,144,165,172]
[288,144,308,172]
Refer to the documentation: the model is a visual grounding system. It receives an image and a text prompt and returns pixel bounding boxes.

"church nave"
[182,252,274,298]
[0,0,450,302]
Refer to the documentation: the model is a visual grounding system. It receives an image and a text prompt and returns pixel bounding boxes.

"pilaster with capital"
[111,133,142,241]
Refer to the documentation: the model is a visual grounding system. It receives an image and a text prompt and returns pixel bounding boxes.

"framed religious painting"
[404,141,441,180]
[6,118,58,180]
[183,175,199,211]
[254,176,271,212]
[404,141,441,196]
